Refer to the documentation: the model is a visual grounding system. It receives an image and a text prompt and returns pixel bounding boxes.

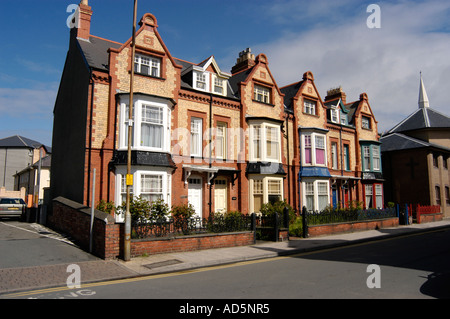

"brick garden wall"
[49,197,121,260]
[307,217,399,237]
[131,232,254,258]
[417,213,443,224]
[48,197,255,260]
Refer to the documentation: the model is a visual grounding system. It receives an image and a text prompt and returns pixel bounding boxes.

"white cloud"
[0,87,56,117]
[249,0,450,132]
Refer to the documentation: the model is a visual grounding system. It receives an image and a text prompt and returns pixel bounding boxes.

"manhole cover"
[143,259,183,269]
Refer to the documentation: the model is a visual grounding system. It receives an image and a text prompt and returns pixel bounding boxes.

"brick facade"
[52,4,385,226]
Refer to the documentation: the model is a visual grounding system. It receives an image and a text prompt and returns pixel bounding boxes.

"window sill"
[302,112,319,117]
[131,71,166,81]
[252,99,275,107]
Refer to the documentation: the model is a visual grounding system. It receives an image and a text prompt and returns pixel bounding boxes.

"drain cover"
[143,259,183,269]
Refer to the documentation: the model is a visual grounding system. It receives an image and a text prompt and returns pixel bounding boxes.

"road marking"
[0,222,76,246]
[4,227,448,298]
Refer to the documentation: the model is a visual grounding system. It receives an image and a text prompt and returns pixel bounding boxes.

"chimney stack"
[231,48,255,74]
[77,0,93,40]
[325,86,346,104]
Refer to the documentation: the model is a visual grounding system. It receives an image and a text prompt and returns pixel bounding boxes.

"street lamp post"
[124,0,138,262]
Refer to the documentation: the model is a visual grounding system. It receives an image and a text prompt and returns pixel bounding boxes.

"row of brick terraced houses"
[50,2,385,221]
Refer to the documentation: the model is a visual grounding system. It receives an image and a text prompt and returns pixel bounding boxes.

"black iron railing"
[131,213,254,239]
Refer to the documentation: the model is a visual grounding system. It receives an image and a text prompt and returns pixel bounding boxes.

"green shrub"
[171,203,196,220]
[117,196,169,223]
[96,200,116,215]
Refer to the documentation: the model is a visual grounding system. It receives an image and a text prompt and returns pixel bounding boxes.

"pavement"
[1,219,450,296]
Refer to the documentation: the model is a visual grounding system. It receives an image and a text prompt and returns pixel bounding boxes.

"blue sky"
[1,0,450,147]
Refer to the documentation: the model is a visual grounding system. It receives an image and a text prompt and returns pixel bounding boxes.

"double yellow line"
[4,228,445,298]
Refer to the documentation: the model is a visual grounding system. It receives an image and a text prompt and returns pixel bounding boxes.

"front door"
[214,179,227,214]
[188,177,202,218]
[332,186,337,209]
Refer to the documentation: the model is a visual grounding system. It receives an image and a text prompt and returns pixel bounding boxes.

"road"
[5,227,450,301]
[0,219,98,269]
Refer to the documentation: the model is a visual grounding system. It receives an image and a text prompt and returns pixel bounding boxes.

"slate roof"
[175,57,238,100]
[280,81,303,110]
[77,36,121,71]
[388,107,450,134]
[0,135,50,152]
[380,133,450,153]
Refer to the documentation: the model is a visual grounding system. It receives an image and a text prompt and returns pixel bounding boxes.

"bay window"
[315,135,326,165]
[301,132,327,166]
[119,96,170,152]
[302,179,330,212]
[361,144,381,172]
[250,177,284,213]
[364,183,383,209]
[365,184,373,208]
[115,168,171,222]
[250,122,281,162]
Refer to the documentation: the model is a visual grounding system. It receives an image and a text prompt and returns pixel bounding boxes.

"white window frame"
[190,117,203,157]
[119,97,171,152]
[362,116,371,129]
[375,184,383,209]
[194,71,209,92]
[135,54,161,77]
[365,184,373,209]
[215,122,227,160]
[213,76,226,95]
[363,146,371,171]
[373,146,381,171]
[331,142,338,170]
[330,108,339,123]
[249,122,281,163]
[115,167,172,222]
[304,99,316,115]
[301,132,328,167]
[302,179,330,212]
[254,85,270,104]
[249,176,284,213]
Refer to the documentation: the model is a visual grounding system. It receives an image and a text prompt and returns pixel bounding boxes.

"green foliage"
[289,217,303,237]
[170,203,196,220]
[117,196,170,223]
[96,200,116,215]
[260,199,295,223]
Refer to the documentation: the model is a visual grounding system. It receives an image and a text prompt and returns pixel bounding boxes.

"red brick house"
[51,1,384,220]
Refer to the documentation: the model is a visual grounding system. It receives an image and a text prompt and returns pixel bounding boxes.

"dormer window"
[330,108,339,123]
[340,113,348,125]
[196,72,207,90]
[214,77,224,95]
[135,54,161,77]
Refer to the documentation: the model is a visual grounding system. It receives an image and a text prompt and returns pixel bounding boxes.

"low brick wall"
[131,232,255,257]
[308,217,399,237]
[48,197,256,260]
[49,197,121,260]
[417,213,443,224]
